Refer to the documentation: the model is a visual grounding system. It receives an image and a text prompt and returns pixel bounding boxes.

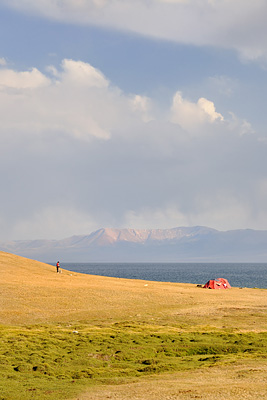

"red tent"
[203,278,231,289]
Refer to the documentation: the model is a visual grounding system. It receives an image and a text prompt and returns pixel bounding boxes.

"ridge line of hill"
[1,226,267,262]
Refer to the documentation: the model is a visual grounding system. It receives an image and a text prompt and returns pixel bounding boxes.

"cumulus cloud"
[0,59,114,140]
[130,95,153,122]
[171,92,224,134]
[60,59,109,88]
[0,67,50,89]
[0,58,265,240]
[2,0,267,63]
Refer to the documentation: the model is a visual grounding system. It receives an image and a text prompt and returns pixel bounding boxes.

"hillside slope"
[0,251,266,330]
[1,252,266,400]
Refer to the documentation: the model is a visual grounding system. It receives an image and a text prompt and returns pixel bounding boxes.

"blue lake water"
[57,263,267,289]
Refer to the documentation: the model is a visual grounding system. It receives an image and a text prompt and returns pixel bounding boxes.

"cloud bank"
[0,58,266,240]
[2,0,267,63]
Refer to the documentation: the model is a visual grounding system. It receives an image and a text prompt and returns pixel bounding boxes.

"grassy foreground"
[0,251,266,399]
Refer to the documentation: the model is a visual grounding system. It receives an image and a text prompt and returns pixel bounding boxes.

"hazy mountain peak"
[89,226,218,245]
[1,226,267,262]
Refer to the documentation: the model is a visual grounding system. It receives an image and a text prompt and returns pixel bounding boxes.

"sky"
[1,0,267,240]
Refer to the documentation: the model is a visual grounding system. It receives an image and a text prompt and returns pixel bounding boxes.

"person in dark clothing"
[56,261,60,273]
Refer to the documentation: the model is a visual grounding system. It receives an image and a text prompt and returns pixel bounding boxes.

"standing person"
[56,261,60,273]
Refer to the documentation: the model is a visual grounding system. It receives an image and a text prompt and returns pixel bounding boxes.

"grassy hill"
[0,251,266,399]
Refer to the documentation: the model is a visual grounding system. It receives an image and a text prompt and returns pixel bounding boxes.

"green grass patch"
[0,323,266,400]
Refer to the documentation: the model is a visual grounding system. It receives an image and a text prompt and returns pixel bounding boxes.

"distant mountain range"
[1,226,267,263]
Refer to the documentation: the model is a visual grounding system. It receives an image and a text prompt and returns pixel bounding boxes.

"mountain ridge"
[1,226,267,262]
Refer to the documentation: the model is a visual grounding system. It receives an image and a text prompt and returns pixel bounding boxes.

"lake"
[57,262,267,289]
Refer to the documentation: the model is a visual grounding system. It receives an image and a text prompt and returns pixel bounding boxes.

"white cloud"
[0,59,115,141]
[0,58,265,240]
[171,92,223,133]
[3,0,267,63]
[197,98,224,123]
[60,59,109,88]
[130,95,153,122]
[0,67,50,89]
[0,59,255,148]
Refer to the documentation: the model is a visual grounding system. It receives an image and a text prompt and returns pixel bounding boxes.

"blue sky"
[0,0,267,240]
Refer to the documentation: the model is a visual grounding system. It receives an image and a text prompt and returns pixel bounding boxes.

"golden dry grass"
[76,360,267,400]
[0,251,266,330]
[0,251,266,400]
